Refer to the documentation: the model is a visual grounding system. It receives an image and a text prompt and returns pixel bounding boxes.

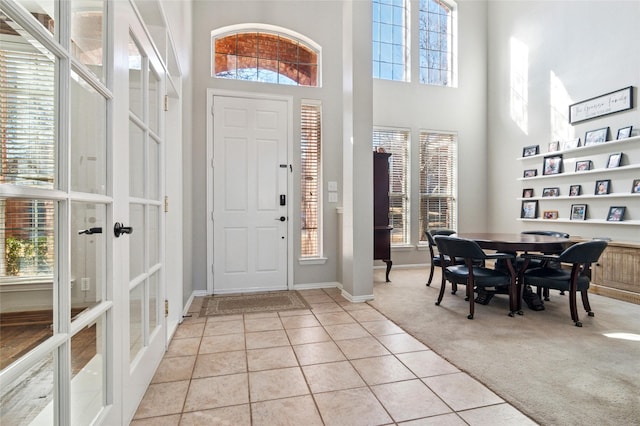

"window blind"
[419,131,457,241]
[300,103,321,257]
[0,47,56,188]
[373,128,409,245]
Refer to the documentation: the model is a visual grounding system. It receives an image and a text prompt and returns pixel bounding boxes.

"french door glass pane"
[129,204,145,280]
[70,0,105,82]
[70,202,106,320]
[71,315,106,424]
[71,71,107,194]
[149,272,158,332]
[149,205,159,266]
[15,0,55,35]
[128,36,143,119]
[149,138,160,200]
[0,351,54,424]
[148,69,159,133]
[129,121,144,198]
[129,283,143,361]
[0,18,56,188]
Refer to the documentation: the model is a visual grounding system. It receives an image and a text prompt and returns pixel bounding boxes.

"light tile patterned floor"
[131,288,537,425]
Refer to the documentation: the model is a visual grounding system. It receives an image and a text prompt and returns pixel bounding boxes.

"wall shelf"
[518,218,640,226]
[516,135,640,161]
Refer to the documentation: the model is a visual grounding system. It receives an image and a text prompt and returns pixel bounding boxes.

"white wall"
[487,0,640,242]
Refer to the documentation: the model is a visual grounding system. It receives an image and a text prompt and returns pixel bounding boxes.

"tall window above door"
[419,0,457,87]
[372,0,409,81]
[373,128,410,245]
[212,27,320,86]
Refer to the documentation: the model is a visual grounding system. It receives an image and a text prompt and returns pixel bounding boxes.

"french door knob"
[114,222,133,237]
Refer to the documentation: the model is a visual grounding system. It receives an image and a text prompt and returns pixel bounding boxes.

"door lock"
[114,222,133,237]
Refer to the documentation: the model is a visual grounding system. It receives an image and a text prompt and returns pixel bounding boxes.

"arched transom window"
[212,29,320,86]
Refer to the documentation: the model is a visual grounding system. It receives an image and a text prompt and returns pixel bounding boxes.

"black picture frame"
[569,86,633,124]
[607,152,622,168]
[595,179,611,195]
[521,200,538,219]
[523,169,537,178]
[632,179,640,194]
[523,145,539,157]
[584,127,609,146]
[542,187,560,197]
[575,160,591,172]
[570,204,587,221]
[569,184,581,196]
[542,154,562,175]
[616,126,633,140]
[522,188,534,198]
[607,206,626,222]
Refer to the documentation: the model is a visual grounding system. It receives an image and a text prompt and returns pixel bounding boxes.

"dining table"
[452,232,572,314]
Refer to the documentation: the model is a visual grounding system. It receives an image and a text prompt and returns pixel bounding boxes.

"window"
[419,0,457,86]
[372,0,408,81]
[300,103,322,257]
[419,131,457,241]
[212,30,319,86]
[373,128,409,245]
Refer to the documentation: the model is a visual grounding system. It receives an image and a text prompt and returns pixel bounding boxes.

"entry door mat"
[199,291,311,316]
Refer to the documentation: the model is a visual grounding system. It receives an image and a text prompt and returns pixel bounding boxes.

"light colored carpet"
[199,291,310,316]
[368,267,640,425]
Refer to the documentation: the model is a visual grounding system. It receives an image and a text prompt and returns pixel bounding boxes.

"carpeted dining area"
[369,267,640,426]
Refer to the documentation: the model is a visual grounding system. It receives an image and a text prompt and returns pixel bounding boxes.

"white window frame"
[418,0,458,87]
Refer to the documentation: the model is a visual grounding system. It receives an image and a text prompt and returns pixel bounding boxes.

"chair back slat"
[434,235,486,260]
[558,240,608,264]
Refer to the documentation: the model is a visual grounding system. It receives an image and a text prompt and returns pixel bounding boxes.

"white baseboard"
[293,281,342,291]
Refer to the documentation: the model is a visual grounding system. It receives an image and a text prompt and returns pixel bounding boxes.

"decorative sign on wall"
[569,86,633,124]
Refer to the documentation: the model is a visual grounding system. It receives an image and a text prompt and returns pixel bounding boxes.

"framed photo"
[607,152,622,168]
[523,145,539,157]
[542,154,562,175]
[542,187,560,197]
[569,184,581,196]
[616,126,633,140]
[632,179,640,194]
[570,204,587,221]
[595,179,611,195]
[522,188,534,198]
[523,169,538,178]
[548,141,560,152]
[569,86,633,124]
[521,200,538,219]
[607,206,626,222]
[584,127,609,146]
[543,210,559,220]
[575,160,591,172]
[562,138,581,150]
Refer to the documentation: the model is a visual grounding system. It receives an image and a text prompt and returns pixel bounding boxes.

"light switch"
[328,181,338,192]
[328,192,338,203]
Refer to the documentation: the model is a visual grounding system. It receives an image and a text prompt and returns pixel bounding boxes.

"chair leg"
[543,287,550,301]
[426,263,435,286]
[467,285,475,319]
[451,283,458,295]
[435,275,447,306]
[569,289,581,327]
[581,290,594,317]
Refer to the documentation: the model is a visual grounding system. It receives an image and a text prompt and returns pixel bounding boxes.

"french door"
[0,1,165,424]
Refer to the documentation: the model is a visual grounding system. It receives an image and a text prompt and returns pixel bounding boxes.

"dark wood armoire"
[373,151,392,282]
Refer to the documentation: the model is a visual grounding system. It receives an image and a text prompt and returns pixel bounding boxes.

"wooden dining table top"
[452,232,571,253]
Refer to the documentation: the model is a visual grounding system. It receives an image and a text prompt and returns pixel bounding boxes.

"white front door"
[210,95,290,293]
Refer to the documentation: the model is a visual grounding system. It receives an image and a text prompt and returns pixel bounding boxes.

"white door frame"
[206,89,294,294]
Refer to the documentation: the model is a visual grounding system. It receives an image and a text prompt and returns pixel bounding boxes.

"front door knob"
[114,222,133,237]
[276,216,286,222]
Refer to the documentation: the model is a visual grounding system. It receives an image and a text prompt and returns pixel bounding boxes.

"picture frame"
[542,187,560,197]
[575,160,591,172]
[522,188,534,198]
[632,179,640,194]
[570,204,587,221]
[548,141,560,152]
[607,152,622,168]
[616,126,633,140]
[595,179,611,195]
[607,206,625,222]
[543,210,559,220]
[562,138,581,150]
[523,145,539,157]
[542,154,562,175]
[584,127,609,146]
[521,200,538,219]
[569,86,633,124]
[523,169,538,178]
[569,184,581,196]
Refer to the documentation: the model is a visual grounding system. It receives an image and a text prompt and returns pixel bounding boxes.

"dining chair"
[425,229,464,286]
[434,235,518,319]
[522,239,608,327]
[521,230,570,299]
